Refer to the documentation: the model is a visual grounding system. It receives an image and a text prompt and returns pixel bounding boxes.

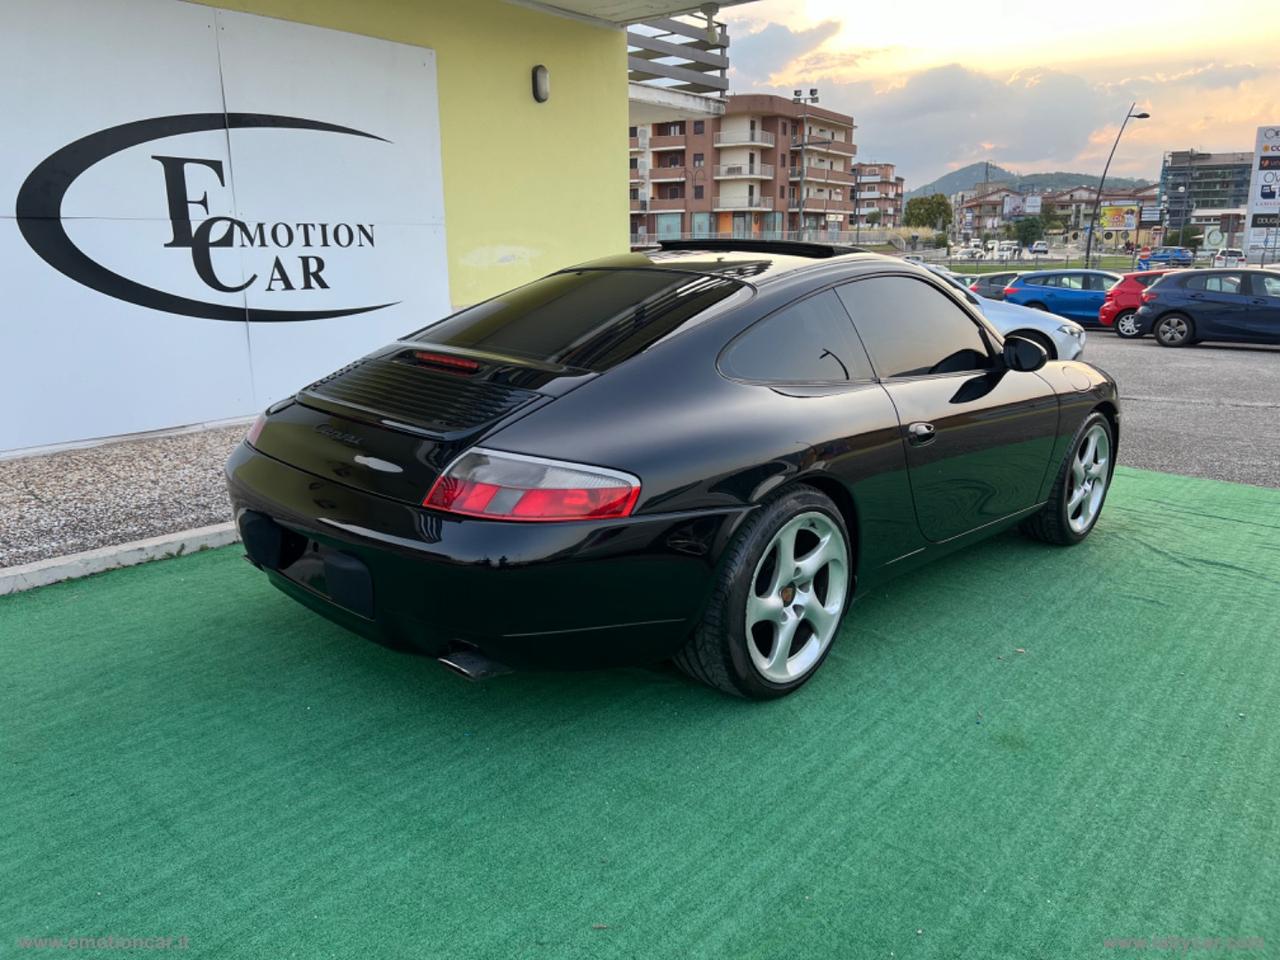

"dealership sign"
[1246,124,1280,262]
[1,0,448,451]
[17,113,397,323]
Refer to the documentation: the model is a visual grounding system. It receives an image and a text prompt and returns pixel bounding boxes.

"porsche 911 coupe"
[226,240,1120,699]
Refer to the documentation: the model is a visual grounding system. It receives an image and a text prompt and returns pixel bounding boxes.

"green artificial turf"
[2,467,1278,959]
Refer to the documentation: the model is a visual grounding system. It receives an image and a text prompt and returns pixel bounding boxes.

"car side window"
[1058,274,1085,290]
[1257,275,1280,298]
[1084,274,1114,291]
[837,276,994,379]
[720,290,873,383]
[1187,274,1242,294]
[1029,275,1056,287]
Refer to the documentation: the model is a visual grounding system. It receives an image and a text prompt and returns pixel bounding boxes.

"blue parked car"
[1003,270,1122,324]
[1135,268,1280,347]
[1147,246,1195,267]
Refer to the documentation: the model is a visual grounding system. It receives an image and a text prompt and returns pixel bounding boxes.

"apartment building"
[1159,150,1252,232]
[629,94,868,240]
[851,162,905,227]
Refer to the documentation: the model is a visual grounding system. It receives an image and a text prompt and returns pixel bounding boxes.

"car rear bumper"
[225,442,748,667]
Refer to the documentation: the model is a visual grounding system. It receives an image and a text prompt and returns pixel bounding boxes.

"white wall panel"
[0,0,448,452]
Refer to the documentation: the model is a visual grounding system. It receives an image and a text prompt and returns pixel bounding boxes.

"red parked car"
[1099,270,1170,338]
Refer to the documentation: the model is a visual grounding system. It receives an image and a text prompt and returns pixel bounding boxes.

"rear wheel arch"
[1025,301,1048,311]
[792,474,861,590]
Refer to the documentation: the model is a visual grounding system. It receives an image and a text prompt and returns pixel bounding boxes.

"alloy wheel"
[1067,424,1110,534]
[745,512,848,683]
[1115,312,1140,337]
[1157,316,1189,345]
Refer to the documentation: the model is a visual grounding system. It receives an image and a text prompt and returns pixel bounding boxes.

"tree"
[1015,216,1045,247]
[864,209,882,227]
[904,193,952,230]
[1171,224,1199,247]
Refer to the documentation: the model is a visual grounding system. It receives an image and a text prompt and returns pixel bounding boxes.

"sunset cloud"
[723,3,1280,188]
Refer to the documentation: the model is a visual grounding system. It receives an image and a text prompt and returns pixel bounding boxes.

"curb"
[0,523,240,596]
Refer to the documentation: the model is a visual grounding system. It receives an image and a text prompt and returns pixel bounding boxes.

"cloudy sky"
[721,0,1280,188]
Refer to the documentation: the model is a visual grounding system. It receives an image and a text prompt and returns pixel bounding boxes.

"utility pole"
[1085,102,1150,266]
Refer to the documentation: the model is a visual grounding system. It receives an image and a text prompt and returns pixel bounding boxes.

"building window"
[779,186,785,198]
[629,157,638,169]
[693,120,704,135]
[694,185,704,200]
[628,126,637,138]
[693,153,704,167]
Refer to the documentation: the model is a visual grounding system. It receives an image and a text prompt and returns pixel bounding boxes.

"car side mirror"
[1003,334,1047,372]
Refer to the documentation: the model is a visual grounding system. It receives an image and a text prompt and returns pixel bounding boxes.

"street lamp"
[1084,103,1149,266]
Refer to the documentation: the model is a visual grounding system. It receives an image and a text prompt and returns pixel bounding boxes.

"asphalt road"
[1082,332,1280,488]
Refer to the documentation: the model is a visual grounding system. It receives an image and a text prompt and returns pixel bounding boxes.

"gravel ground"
[0,426,244,567]
[1,333,1275,567]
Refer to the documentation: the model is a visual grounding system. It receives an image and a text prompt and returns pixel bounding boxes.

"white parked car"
[1030,240,1049,255]
[1212,248,1245,267]
[926,267,1086,360]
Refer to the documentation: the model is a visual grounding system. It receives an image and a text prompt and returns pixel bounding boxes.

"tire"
[674,487,852,699]
[1154,313,1194,347]
[1020,411,1114,546]
[1026,301,1048,311]
[1113,310,1142,339]
[1011,329,1056,359]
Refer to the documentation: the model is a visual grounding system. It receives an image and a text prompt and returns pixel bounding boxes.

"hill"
[906,162,1154,199]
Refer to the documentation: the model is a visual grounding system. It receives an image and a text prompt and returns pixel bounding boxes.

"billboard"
[1,0,449,452]
[1098,205,1139,231]
[1024,195,1042,216]
[1245,124,1280,263]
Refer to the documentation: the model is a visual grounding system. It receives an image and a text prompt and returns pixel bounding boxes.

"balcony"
[648,196,687,211]
[649,166,687,181]
[630,198,648,212]
[628,136,643,152]
[649,134,687,151]
[788,166,853,184]
[788,197,853,213]
[713,195,774,211]
[629,167,644,181]
[714,129,775,147]
[714,162,774,179]
[791,136,856,157]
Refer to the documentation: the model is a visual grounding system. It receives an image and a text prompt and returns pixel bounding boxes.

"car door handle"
[1251,298,1267,305]
[907,422,936,445]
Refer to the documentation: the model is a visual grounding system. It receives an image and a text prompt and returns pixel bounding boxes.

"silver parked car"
[928,267,1086,360]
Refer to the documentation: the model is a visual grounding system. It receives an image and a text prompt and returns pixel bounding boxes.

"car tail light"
[412,350,480,374]
[1141,290,1158,303]
[245,413,267,449]
[969,283,979,292]
[1002,285,1018,297]
[424,448,641,521]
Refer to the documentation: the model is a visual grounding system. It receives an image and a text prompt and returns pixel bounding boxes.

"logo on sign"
[15,113,396,322]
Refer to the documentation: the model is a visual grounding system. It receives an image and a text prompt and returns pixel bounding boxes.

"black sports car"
[226,241,1119,699]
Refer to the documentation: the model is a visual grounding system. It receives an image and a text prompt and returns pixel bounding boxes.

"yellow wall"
[192,0,629,305]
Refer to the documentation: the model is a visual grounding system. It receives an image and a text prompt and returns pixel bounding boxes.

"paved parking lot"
[1084,334,1280,488]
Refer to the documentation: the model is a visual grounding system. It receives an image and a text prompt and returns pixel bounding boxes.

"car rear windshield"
[1134,274,1162,288]
[408,268,745,371]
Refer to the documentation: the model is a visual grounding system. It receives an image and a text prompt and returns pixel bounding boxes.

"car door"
[1052,273,1092,320]
[1244,273,1280,343]
[836,274,1060,542]
[1080,273,1115,323]
[1181,272,1249,340]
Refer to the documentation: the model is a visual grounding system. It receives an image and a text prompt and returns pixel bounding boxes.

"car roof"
[1017,268,1117,278]
[574,241,918,287]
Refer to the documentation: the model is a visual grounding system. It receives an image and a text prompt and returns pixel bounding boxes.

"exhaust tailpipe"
[436,645,513,681]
